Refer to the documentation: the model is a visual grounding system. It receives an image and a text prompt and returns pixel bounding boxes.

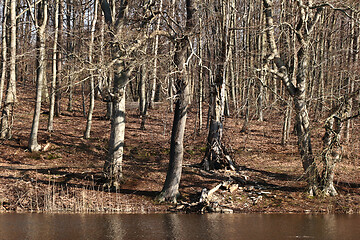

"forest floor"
[0,86,359,214]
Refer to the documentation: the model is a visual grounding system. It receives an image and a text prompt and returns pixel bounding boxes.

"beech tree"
[263,0,359,195]
[1,0,17,140]
[157,0,196,203]
[101,0,158,189]
[28,0,49,152]
[0,0,9,110]
[84,0,99,139]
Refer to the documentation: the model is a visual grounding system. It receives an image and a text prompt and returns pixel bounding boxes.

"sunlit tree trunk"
[28,0,48,152]
[149,0,163,108]
[84,0,99,139]
[139,64,148,130]
[263,0,321,195]
[48,0,59,132]
[54,0,63,117]
[0,0,9,110]
[1,0,17,140]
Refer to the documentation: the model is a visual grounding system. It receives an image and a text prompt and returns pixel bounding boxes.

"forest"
[0,0,359,213]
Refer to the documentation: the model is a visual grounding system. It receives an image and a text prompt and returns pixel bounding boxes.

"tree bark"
[1,0,17,140]
[84,0,99,139]
[48,0,59,132]
[202,0,235,171]
[263,0,320,195]
[28,0,48,152]
[139,64,148,130]
[103,72,127,189]
[55,0,64,117]
[157,0,195,203]
[157,38,190,203]
[0,0,9,110]
[149,0,163,109]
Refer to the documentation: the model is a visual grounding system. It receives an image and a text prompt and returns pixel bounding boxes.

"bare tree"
[84,0,99,139]
[0,0,9,110]
[101,0,157,189]
[48,0,60,132]
[28,0,49,152]
[263,0,321,194]
[157,0,196,203]
[1,0,17,140]
[202,0,235,171]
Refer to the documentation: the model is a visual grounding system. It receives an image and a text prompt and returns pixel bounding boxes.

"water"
[0,213,359,240]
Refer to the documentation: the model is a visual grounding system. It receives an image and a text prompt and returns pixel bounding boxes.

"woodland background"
[0,0,359,212]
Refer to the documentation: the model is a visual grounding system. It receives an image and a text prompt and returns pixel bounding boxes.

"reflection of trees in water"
[105,215,124,240]
[3,214,360,239]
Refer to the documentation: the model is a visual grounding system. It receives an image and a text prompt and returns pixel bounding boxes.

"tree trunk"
[157,0,195,203]
[28,0,48,152]
[84,0,99,139]
[0,0,9,110]
[263,0,320,195]
[55,0,63,117]
[103,72,127,189]
[157,35,190,202]
[202,0,235,171]
[139,64,148,130]
[149,0,163,109]
[281,98,292,146]
[197,17,203,134]
[101,0,133,189]
[1,0,16,140]
[48,0,59,132]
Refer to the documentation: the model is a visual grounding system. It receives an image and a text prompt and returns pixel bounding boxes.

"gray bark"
[139,64,148,130]
[54,0,63,117]
[149,0,163,108]
[157,0,195,203]
[28,0,48,152]
[0,0,9,109]
[1,0,17,140]
[84,0,99,139]
[157,37,190,203]
[202,0,235,171]
[48,0,59,132]
[263,0,321,194]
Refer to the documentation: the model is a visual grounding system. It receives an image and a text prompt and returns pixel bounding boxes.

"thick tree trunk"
[103,75,127,189]
[157,0,195,203]
[158,80,189,202]
[321,117,339,196]
[202,0,234,171]
[295,45,319,195]
[101,0,133,189]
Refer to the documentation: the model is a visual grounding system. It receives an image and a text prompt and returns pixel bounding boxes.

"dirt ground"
[0,86,359,213]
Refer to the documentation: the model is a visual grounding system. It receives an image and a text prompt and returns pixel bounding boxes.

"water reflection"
[0,213,359,240]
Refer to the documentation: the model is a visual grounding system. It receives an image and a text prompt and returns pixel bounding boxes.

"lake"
[0,213,359,240]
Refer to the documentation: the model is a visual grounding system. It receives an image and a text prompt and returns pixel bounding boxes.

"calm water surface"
[0,213,359,240]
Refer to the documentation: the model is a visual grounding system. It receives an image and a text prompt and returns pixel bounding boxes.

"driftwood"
[172,177,248,213]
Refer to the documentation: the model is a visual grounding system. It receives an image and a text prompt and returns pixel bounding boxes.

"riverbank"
[1,87,359,214]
